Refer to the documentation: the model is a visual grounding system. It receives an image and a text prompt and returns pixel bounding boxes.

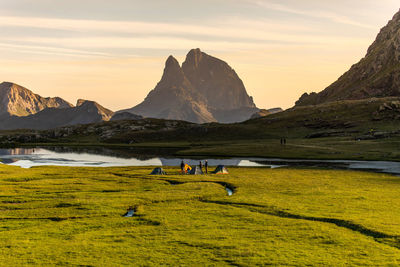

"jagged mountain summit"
[296,9,400,106]
[126,55,216,123]
[120,49,258,123]
[0,82,72,117]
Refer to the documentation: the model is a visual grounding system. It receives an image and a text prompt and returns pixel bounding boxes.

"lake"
[0,147,400,175]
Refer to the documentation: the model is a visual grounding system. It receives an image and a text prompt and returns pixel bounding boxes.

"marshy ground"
[0,165,400,265]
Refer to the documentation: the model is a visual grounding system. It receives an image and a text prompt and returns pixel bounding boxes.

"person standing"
[199,161,203,172]
[205,160,208,174]
[180,160,185,174]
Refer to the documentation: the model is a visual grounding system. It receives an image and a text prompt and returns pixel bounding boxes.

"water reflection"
[0,148,400,176]
[0,148,268,169]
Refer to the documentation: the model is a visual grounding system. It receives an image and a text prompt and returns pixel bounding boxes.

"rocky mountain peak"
[121,49,258,123]
[0,82,72,117]
[1,81,14,89]
[367,9,400,61]
[165,55,181,71]
[184,48,203,68]
[182,49,256,111]
[77,99,113,114]
[157,56,186,89]
[76,99,87,106]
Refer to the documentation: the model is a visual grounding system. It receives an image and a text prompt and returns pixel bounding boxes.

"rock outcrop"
[120,49,258,123]
[296,9,400,106]
[0,82,72,117]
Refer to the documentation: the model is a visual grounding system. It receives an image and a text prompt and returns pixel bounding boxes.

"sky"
[0,0,399,111]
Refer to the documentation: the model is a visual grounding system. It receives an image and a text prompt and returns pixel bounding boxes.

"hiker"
[205,160,208,174]
[284,138,287,145]
[199,161,203,171]
[180,160,185,174]
[280,138,283,145]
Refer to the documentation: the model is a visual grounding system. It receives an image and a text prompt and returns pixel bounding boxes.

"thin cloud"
[3,35,370,53]
[0,42,111,58]
[0,14,373,58]
[245,0,377,29]
[0,15,312,40]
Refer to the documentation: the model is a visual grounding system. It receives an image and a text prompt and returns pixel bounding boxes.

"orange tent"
[184,164,192,174]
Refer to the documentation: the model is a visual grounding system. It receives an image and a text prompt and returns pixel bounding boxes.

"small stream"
[225,187,234,196]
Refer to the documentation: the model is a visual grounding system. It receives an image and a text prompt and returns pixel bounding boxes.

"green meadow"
[1,165,400,266]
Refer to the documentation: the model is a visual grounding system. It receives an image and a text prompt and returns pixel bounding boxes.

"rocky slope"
[0,82,72,117]
[121,49,258,123]
[0,100,114,130]
[296,9,400,106]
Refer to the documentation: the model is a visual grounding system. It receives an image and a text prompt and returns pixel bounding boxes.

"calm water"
[0,148,273,168]
[1,148,400,175]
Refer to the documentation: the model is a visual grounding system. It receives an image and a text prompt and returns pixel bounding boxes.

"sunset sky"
[0,0,399,110]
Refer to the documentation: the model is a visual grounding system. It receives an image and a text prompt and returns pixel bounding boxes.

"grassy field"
[1,165,400,265]
[173,137,400,161]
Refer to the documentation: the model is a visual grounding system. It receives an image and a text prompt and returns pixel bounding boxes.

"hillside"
[250,108,283,119]
[296,9,400,106]
[2,97,400,161]
[3,97,399,142]
[121,49,258,123]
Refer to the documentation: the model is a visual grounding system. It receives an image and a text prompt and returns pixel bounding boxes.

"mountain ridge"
[296,9,400,106]
[0,99,114,130]
[0,82,72,117]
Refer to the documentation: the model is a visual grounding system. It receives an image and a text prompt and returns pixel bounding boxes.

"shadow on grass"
[163,179,236,196]
[200,200,400,248]
[112,172,236,196]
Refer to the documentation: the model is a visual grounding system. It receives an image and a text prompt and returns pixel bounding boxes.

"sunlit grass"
[0,165,400,265]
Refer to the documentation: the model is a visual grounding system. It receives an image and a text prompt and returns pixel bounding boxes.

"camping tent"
[150,167,167,175]
[123,209,135,217]
[212,165,229,174]
[184,164,192,173]
[189,166,204,175]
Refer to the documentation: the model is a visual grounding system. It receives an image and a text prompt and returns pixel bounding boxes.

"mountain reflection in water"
[0,147,399,176]
[0,147,271,168]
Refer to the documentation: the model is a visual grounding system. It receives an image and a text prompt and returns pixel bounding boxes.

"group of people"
[280,138,287,145]
[180,160,209,174]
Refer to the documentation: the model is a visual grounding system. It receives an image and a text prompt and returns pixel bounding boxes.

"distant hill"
[0,82,72,117]
[110,112,143,121]
[0,100,114,130]
[296,9,400,106]
[10,97,400,148]
[120,49,258,123]
[251,108,283,119]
